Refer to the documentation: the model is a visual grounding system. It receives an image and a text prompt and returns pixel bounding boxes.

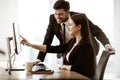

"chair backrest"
[94,50,115,80]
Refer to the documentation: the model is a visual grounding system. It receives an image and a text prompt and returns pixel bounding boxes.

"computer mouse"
[32,63,46,72]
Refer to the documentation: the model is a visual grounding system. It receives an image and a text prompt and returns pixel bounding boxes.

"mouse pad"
[32,63,54,74]
[32,70,54,74]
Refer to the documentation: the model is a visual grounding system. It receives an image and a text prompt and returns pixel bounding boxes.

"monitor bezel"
[12,23,21,55]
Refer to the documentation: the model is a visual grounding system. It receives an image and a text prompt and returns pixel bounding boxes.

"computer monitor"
[12,23,21,55]
[6,23,24,75]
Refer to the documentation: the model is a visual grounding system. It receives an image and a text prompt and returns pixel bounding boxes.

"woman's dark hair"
[71,14,95,51]
[53,0,70,11]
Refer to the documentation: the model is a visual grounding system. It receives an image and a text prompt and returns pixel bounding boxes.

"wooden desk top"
[0,69,91,80]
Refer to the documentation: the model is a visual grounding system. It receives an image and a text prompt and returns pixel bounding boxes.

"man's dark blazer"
[46,38,96,78]
[37,11,110,61]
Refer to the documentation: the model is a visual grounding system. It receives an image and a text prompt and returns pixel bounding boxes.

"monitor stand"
[6,37,24,75]
[5,68,25,71]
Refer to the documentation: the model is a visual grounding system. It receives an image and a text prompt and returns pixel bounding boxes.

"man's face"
[54,9,69,24]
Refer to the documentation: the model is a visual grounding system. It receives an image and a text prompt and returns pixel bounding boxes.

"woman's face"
[69,20,80,36]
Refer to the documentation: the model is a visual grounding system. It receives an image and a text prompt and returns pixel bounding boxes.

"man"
[33,0,115,65]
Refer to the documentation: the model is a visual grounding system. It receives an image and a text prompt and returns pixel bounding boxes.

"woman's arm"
[21,35,68,53]
[21,35,47,52]
[29,44,47,52]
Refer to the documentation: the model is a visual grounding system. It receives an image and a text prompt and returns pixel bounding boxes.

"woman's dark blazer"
[37,11,110,61]
[46,38,96,78]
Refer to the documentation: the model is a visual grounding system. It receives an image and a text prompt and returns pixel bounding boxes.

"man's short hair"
[53,0,70,11]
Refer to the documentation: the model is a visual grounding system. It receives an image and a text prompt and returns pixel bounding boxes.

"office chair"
[93,50,115,80]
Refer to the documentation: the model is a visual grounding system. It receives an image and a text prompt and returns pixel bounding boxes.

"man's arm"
[88,20,110,45]
[36,25,54,61]
[36,14,56,62]
[88,17,115,51]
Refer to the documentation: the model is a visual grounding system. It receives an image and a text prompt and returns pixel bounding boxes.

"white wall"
[17,0,49,63]
[113,0,120,77]
[0,0,18,61]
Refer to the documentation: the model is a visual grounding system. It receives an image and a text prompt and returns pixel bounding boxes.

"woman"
[21,14,96,78]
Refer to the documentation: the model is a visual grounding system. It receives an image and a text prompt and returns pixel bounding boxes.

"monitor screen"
[12,23,21,54]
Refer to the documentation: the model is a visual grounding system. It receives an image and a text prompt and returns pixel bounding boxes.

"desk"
[0,69,91,80]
